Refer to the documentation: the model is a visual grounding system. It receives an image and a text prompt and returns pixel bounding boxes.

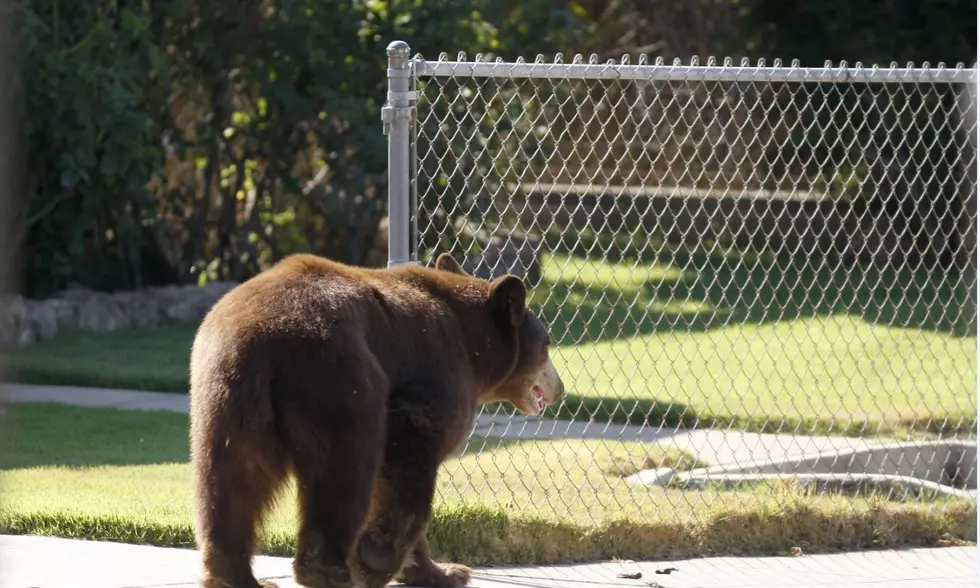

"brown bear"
[188,252,565,588]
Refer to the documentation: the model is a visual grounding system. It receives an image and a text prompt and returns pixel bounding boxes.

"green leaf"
[59,168,76,189]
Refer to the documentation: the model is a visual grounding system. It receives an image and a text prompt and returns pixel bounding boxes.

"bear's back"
[192,253,493,385]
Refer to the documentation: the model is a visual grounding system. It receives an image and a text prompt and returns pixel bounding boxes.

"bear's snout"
[538,357,565,405]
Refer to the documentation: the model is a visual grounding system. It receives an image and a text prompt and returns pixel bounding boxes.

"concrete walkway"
[0,535,976,588]
[0,382,903,467]
[0,382,191,412]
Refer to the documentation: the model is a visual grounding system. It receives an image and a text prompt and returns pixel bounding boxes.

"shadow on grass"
[538,394,973,437]
[481,391,973,437]
[524,241,977,436]
[453,435,527,457]
[531,245,978,346]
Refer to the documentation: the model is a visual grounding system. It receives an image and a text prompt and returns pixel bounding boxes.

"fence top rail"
[413,55,978,84]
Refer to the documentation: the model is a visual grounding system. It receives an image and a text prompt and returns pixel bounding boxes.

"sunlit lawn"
[0,403,973,564]
[535,252,977,436]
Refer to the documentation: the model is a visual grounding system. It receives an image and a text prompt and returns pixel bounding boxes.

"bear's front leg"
[394,535,472,588]
[354,460,439,588]
[353,396,470,588]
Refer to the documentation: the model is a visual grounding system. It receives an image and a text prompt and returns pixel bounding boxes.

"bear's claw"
[395,562,473,587]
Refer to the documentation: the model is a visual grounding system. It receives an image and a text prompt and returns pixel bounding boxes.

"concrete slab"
[626,438,977,498]
[0,382,189,413]
[0,535,290,588]
[0,535,975,588]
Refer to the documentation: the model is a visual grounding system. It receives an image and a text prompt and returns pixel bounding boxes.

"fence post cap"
[387,40,411,59]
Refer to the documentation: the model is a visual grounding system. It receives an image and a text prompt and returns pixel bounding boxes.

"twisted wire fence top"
[405,49,978,525]
[415,52,977,83]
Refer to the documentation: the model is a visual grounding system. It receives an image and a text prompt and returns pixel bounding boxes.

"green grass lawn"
[533,251,977,437]
[0,402,974,564]
[3,249,976,437]
[3,324,194,393]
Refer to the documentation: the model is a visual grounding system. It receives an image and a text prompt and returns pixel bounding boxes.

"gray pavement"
[0,535,975,588]
[0,382,190,412]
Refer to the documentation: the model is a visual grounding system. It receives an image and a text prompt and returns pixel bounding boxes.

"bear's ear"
[490,275,527,327]
[435,253,467,275]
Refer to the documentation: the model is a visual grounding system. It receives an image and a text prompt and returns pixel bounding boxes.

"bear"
[188,251,565,588]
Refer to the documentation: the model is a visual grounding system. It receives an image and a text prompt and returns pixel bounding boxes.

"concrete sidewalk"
[1,535,976,588]
[0,382,191,412]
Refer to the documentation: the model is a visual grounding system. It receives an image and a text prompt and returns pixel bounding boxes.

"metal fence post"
[382,40,417,267]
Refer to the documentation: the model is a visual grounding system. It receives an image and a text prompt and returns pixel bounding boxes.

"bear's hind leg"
[286,353,389,588]
[292,464,382,588]
[193,428,286,588]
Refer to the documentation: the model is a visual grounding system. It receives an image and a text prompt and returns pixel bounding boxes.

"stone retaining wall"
[0,281,239,348]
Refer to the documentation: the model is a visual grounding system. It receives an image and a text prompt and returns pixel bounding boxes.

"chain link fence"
[384,43,978,528]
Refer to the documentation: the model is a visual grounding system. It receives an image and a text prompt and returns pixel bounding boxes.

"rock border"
[0,281,239,348]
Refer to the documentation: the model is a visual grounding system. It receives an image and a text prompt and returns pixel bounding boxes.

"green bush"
[13,0,587,297]
[13,0,974,298]
[17,0,166,297]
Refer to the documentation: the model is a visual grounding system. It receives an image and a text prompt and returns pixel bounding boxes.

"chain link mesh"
[410,53,978,527]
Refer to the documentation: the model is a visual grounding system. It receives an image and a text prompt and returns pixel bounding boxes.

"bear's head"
[434,252,566,416]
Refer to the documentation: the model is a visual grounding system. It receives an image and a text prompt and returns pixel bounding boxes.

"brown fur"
[189,252,563,588]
